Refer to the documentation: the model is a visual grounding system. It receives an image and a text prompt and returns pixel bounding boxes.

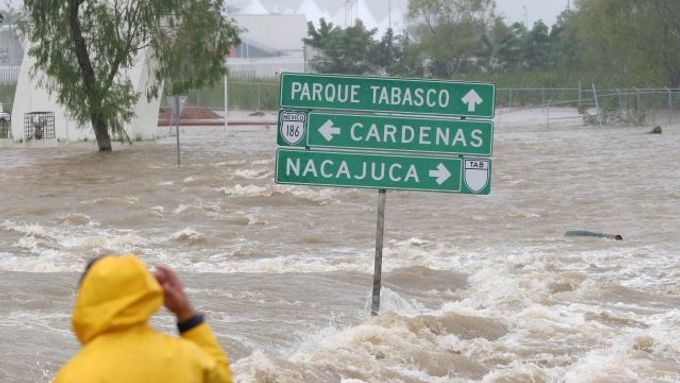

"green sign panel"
[276,149,491,194]
[300,112,493,156]
[280,73,496,118]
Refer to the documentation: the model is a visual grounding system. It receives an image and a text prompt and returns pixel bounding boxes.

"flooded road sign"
[280,73,496,118]
[276,72,496,316]
[275,148,491,195]
[302,112,494,156]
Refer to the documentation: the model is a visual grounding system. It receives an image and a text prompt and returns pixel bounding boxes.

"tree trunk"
[68,0,111,152]
[92,113,112,152]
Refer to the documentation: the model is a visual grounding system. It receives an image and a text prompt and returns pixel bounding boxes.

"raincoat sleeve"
[182,322,233,383]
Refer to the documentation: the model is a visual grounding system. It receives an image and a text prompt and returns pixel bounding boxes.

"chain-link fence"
[0,66,20,84]
[588,88,679,127]
[227,58,305,80]
[185,80,279,111]
[1,63,678,130]
[495,86,680,128]
[187,80,679,129]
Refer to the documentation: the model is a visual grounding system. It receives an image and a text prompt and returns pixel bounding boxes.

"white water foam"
[0,220,151,272]
[232,168,273,180]
[234,304,496,382]
[216,183,338,205]
[79,196,139,205]
[217,184,269,197]
[53,213,93,226]
[168,227,211,244]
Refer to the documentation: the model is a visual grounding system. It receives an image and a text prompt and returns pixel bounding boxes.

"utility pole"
[388,0,392,30]
[345,0,356,27]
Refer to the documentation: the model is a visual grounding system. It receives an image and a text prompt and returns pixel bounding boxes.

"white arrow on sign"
[319,119,341,141]
[461,89,483,112]
[429,163,451,185]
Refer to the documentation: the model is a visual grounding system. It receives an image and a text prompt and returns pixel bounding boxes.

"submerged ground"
[1,108,679,382]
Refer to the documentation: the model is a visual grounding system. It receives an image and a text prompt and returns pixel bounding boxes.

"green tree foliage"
[304,19,412,77]
[569,0,680,87]
[372,29,415,77]
[525,20,551,68]
[547,11,578,67]
[20,0,240,151]
[490,21,527,71]
[302,0,678,88]
[407,0,496,77]
[304,19,376,74]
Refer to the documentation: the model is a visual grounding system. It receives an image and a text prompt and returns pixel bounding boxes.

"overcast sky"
[2,0,571,27]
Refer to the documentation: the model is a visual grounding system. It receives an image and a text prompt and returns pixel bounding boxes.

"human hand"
[154,264,196,322]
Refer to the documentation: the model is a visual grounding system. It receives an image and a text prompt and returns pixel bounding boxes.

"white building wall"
[11,47,161,143]
[125,51,163,141]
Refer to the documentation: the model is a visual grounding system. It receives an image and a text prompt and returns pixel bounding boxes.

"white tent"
[329,0,380,30]
[331,6,348,28]
[375,6,405,37]
[268,3,294,15]
[10,46,161,143]
[238,0,268,15]
[296,0,332,26]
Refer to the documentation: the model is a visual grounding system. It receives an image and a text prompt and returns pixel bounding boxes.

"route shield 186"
[277,110,307,147]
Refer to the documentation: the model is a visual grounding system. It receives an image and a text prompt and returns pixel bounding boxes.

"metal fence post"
[592,83,603,128]
[624,89,628,123]
[541,88,545,107]
[578,81,582,107]
[258,83,262,111]
[652,91,657,126]
[667,87,672,125]
[633,87,641,121]
[617,89,623,128]
[509,88,513,108]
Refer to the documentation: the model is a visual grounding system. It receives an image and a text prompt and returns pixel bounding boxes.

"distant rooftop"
[233,14,308,56]
[230,0,407,35]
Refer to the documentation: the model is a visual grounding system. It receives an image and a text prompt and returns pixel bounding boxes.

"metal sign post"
[371,188,386,316]
[166,95,187,166]
[175,96,181,166]
[224,74,229,131]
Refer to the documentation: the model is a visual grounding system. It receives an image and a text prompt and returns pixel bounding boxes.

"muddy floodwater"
[1,109,679,382]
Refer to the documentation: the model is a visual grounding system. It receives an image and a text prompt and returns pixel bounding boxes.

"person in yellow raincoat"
[53,254,232,383]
